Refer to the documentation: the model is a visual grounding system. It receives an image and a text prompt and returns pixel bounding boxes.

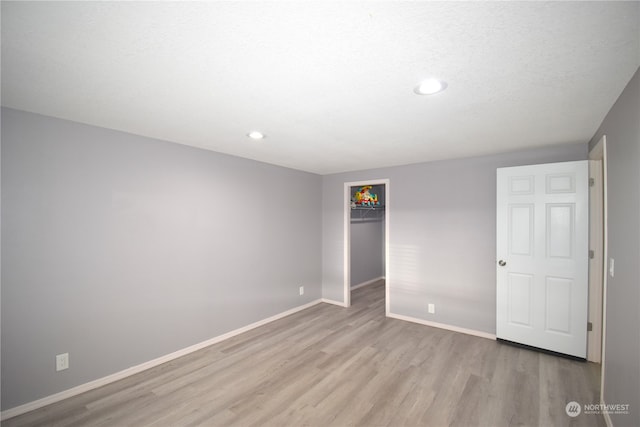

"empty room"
[1,2,639,426]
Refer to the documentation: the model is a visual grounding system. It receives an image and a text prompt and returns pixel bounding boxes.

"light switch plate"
[609,258,615,278]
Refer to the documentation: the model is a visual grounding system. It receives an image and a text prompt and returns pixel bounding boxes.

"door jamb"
[589,135,608,404]
[587,159,603,362]
[344,179,390,314]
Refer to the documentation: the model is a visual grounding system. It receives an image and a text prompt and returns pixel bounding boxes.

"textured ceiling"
[2,1,639,174]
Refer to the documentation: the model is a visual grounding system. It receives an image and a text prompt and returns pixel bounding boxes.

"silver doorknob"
[498,260,507,266]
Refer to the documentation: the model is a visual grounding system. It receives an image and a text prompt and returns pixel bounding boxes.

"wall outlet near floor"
[299,286,304,296]
[428,304,435,314]
[56,353,69,371]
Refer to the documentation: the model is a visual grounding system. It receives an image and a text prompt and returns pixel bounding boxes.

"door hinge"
[587,322,593,332]
[589,249,595,259]
[589,177,595,187]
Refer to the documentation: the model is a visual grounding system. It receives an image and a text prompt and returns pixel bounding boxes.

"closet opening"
[343,179,389,313]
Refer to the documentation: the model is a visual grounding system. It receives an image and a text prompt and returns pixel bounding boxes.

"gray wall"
[0,108,322,410]
[350,220,384,287]
[322,143,587,332]
[589,67,639,426]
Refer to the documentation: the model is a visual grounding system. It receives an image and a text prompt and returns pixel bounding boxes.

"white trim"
[602,401,613,427]
[343,179,390,314]
[343,183,351,307]
[350,276,385,290]
[385,183,390,317]
[590,135,608,407]
[587,159,604,363]
[0,298,323,421]
[387,312,497,340]
[321,298,348,307]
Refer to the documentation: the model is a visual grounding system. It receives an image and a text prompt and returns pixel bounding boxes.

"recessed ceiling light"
[247,131,265,140]
[414,78,447,95]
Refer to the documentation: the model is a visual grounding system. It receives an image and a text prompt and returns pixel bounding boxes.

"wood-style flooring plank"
[2,280,604,427]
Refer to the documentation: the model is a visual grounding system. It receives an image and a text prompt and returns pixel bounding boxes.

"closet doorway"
[343,179,389,313]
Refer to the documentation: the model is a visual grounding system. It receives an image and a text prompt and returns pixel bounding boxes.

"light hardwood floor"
[3,280,604,427]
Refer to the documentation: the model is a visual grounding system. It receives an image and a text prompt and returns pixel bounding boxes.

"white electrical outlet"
[56,353,69,371]
[299,286,304,296]
[428,304,435,314]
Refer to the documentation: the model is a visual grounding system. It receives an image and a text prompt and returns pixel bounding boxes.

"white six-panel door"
[496,161,589,358]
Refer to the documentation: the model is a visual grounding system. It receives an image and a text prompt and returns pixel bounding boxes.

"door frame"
[589,135,608,404]
[344,178,390,314]
[587,158,604,362]
[496,161,590,357]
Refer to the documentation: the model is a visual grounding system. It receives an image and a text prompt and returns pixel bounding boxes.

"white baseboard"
[386,312,496,340]
[351,276,385,290]
[1,298,323,421]
[602,399,613,427]
[321,298,348,307]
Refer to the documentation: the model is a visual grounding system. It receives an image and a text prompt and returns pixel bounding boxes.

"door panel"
[497,161,588,358]
[510,205,534,255]
[508,273,533,327]
[546,204,574,258]
[545,277,573,334]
